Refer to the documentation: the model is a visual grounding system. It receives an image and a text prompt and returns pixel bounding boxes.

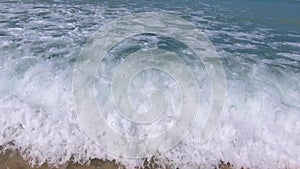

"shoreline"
[0,150,122,169]
[0,150,236,169]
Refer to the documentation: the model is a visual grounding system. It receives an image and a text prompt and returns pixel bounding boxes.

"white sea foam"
[1,42,300,169]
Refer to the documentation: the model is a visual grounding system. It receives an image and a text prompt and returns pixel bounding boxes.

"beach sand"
[0,150,237,169]
[0,150,121,169]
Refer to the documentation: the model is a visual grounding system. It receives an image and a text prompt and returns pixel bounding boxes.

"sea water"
[0,0,299,168]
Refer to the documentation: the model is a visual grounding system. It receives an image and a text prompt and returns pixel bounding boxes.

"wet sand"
[0,150,121,169]
[0,150,236,169]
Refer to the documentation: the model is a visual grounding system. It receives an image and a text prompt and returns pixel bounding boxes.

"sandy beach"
[0,150,236,169]
[0,150,120,169]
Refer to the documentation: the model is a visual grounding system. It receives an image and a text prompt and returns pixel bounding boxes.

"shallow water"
[0,0,299,168]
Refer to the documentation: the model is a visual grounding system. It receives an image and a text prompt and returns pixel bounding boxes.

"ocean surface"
[0,0,300,168]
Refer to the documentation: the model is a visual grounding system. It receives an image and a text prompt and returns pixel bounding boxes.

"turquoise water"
[0,0,299,168]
